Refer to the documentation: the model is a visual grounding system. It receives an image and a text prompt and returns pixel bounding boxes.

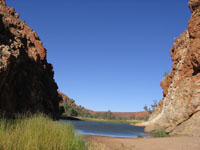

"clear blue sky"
[7,0,191,112]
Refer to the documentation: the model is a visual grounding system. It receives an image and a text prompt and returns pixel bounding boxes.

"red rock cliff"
[144,0,200,136]
[0,0,61,118]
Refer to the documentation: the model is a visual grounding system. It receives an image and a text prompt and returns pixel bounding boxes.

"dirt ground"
[85,135,200,150]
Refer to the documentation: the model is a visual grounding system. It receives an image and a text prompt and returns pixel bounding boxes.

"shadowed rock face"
[0,0,61,118]
[145,0,200,136]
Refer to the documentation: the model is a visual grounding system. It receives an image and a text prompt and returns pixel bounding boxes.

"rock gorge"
[145,0,200,136]
[0,0,60,118]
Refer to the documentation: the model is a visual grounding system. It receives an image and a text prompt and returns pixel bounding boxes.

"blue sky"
[7,0,191,112]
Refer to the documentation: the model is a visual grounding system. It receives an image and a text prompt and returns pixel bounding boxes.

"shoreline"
[132,121,148,127]
[83,134,150,139]
[75,117,145,124]
[85,135,200,150]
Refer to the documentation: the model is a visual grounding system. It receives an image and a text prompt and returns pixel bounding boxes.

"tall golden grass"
[0,114,86,150]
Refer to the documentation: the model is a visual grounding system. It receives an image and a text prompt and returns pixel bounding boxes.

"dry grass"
[0,114,86,150]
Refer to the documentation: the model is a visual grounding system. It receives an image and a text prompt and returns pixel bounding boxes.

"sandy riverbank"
[85,135,200,150]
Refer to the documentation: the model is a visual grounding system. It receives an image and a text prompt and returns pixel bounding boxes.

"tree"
[144,105,148,112]
[151,100,157,112]
[102,110,114,120]
[63,98,78,117]
[144,100,158,114]
[69,108,78,116]
[130,115,135,120]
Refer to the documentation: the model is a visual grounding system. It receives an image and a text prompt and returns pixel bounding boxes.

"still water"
[62,120,149,138]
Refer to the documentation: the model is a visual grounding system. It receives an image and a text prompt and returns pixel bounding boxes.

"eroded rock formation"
[0,0,61,118]
[145,0,200,136]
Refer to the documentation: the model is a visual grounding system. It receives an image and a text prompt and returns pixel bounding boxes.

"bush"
[0,114,86,150]
[152,129,167,137]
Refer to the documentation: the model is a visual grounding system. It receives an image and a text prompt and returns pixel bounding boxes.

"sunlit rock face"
[0,0,61,118]
[145,0,200,136]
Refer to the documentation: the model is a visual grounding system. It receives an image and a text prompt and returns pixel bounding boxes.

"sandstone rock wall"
[0,0,61,118]
[145,0,200,136]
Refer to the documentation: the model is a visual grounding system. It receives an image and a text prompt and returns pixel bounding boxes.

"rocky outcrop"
[58,91,95,114]
[0,0,61,118]
[144,0,200,136]
[58,91,77,108]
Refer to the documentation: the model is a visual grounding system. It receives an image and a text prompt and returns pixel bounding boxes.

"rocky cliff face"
[0,0,61,118]
[145,0,200,136]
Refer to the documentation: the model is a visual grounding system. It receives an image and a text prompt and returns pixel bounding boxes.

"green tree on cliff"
[144,100,157,114]
[64,97,78,117]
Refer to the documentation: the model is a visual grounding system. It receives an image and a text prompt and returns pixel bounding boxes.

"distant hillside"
[58,91,95,114]
[96,111,149,120]
[58,91,149,120]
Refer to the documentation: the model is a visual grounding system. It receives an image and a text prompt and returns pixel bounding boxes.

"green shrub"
[152,129,167,137]
[0,114,86,150]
